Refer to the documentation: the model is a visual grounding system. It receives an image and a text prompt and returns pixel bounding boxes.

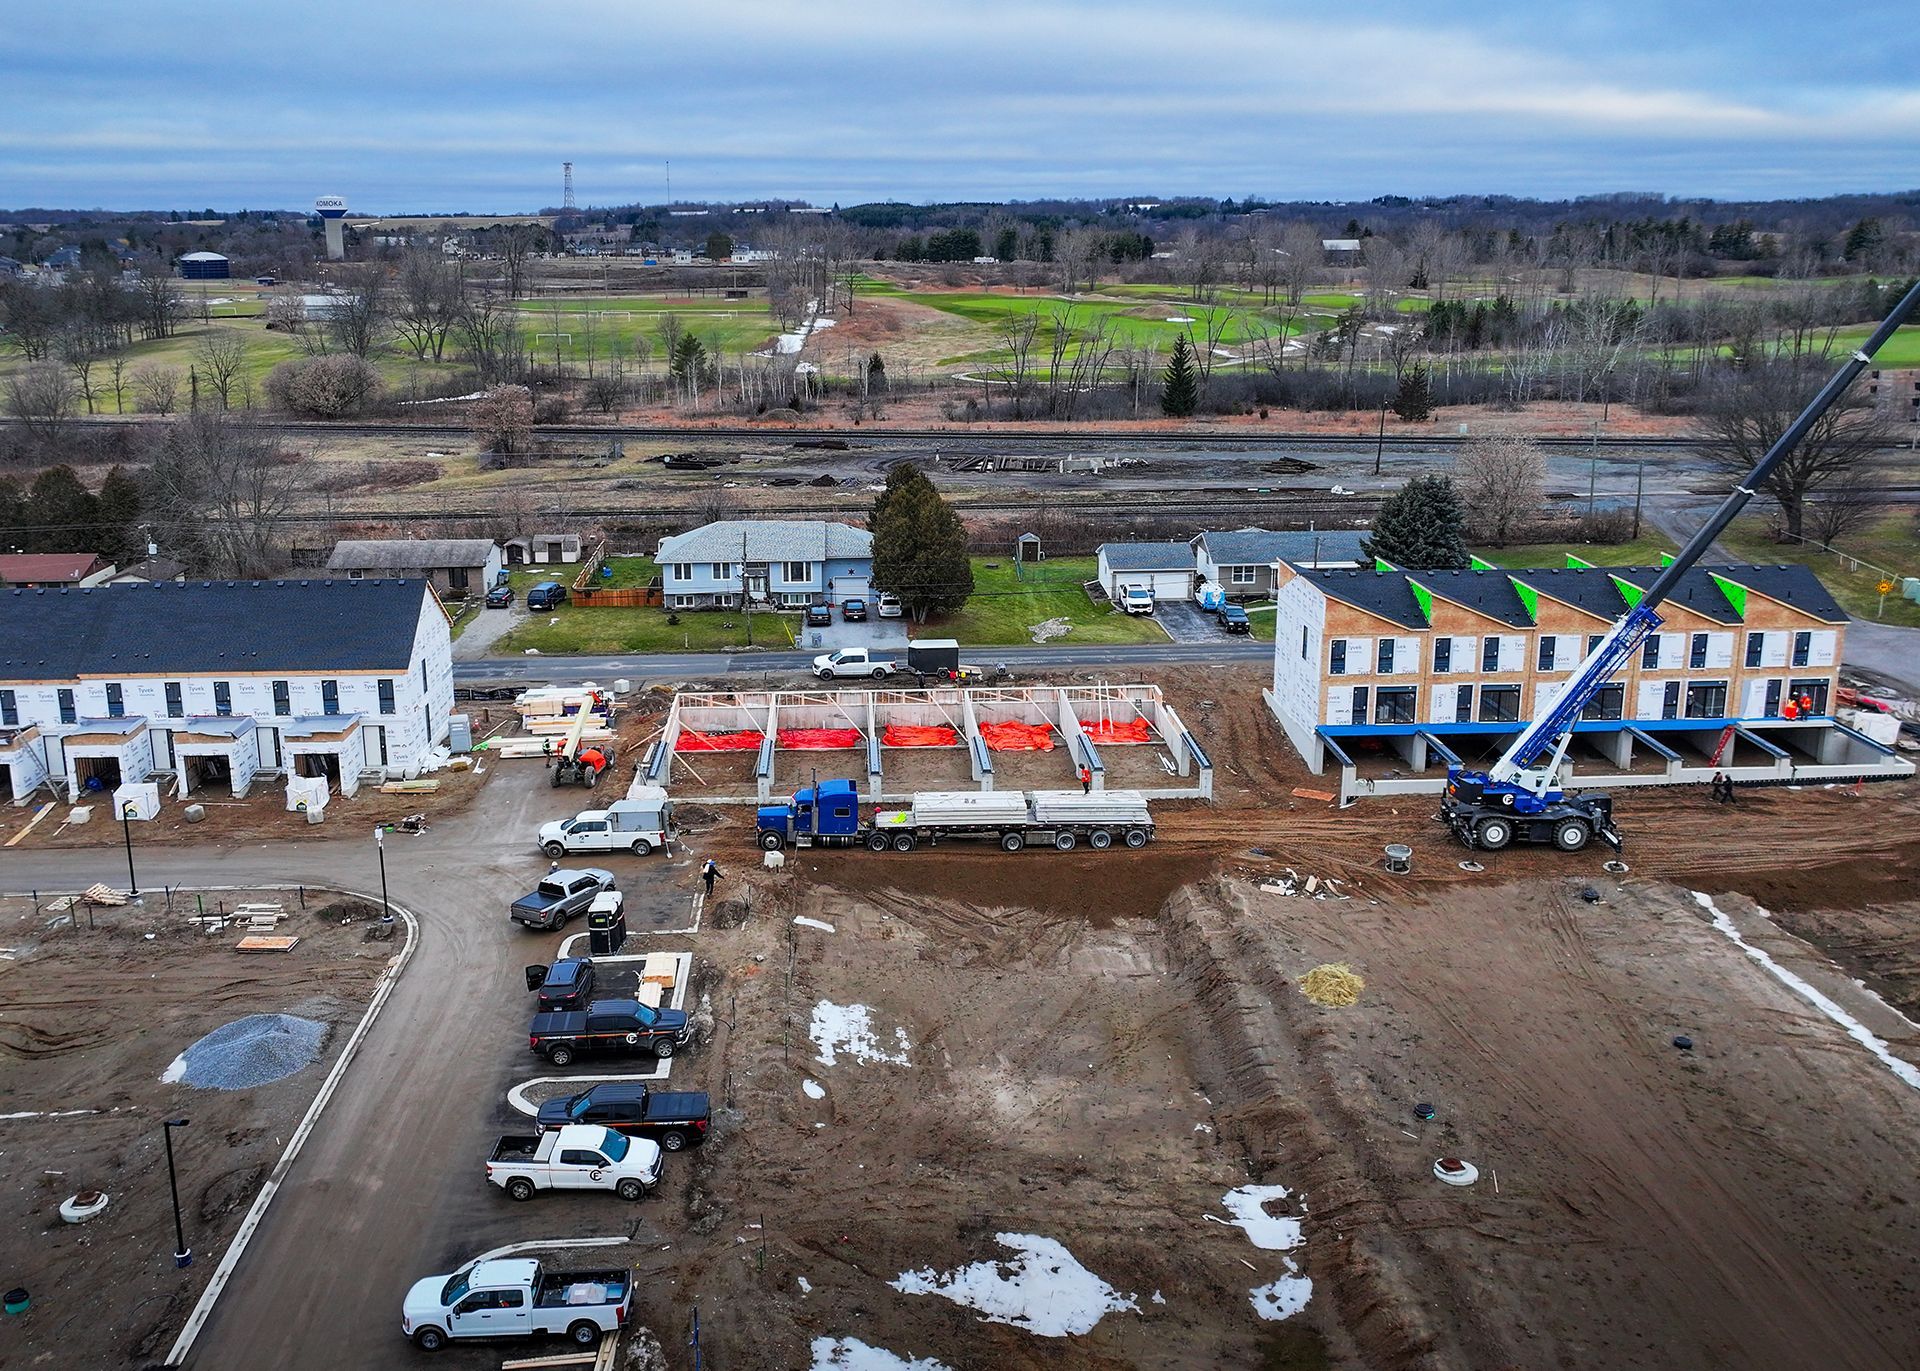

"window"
[671,562,693,581]
[783,560,811,584]
[1582,685,1625,721]
[1300,626,1309,660]
[1685,682,1728,718]
[1377,639,1395,674]
[105,683,124,718]
[1481,637,1500,673]
[673,595,698,609]
[1328,639,1347,676]
[346,569,364,580]
[710,562,730,580]
[0,689,14,726]
[1479,685,1521,723]
[1588,634,1605,656]
[272,680,291,716]
[214,682,232,716]
[377,679,395,713]
[1661,681,1681,720]
[559,1149,602,1166]
[165,682,183,718]
[1350,686,1369,721]
[420,658,428,691]
[1745,632,1765,668]
[1375,687,1416,724]
[58,689,77,724]
[1230,565,1257,585]
[447,566,469,590]
[1689,633,1709,670]
[321,680,339,714]
[1454,684,1474,722]
[1788,678,1830,713]
[1433,637,1452,673]
[1791,631,1812,668]
[1642,636,1661,670]
[1537,637,1556,672]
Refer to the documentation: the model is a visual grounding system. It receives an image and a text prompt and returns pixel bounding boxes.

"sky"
[3,0,1917,213]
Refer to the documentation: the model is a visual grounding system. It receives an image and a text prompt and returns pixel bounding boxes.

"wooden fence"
[571,584,663,608]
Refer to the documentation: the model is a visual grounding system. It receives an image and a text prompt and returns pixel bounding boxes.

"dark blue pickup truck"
[536,1081,712,1151]
[529,999,691,1066]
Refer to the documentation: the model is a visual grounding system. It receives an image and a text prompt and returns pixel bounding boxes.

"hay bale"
[1298,963,1365,1008]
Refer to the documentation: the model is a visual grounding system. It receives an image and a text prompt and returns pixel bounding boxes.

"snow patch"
[809,1000,910,1068]
[794,916,836,933]
[889,1232,1137,1337]
[1250,1266,1313,1321]
[809,1337,949,1371]
[803,1078,826,1099]
[1694,891,1920,1092]
[1219,1183,1304,1250]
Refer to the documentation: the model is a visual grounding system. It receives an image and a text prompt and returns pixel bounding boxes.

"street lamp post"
[120,802,140,899]
[375,825,390,920]
[163,1118,191,1268]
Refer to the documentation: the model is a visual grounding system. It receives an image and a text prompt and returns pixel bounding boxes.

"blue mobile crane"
[1440,278,1920,854]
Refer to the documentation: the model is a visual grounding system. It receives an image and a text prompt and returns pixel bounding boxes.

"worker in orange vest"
[1798,692,1815,717]
[1078,763,1092,794]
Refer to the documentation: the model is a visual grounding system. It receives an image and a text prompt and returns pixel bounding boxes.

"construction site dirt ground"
[0,893,390,1369]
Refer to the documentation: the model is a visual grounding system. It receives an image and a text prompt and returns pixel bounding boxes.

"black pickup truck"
[529,999,692,1066]
[510,869,616,932]
[535,1081,712,1151]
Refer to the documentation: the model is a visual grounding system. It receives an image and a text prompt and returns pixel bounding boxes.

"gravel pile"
[163,1013,329,1090]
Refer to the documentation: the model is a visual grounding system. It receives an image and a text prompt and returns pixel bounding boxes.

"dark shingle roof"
[1098,541,1195,573]
[328,538,496,571]
[1295,568,1430,628]
[1408,568,1533,625]
[0,580,432,681]
[1195,528,1368,566]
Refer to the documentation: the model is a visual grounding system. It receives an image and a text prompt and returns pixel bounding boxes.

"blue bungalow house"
[655,519,873,610]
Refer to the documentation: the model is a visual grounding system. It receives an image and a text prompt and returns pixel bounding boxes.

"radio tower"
[562,162,576,211]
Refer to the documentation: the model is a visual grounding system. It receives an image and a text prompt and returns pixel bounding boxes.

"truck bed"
[534,1268,630,1308]
[489,1135,545,1162]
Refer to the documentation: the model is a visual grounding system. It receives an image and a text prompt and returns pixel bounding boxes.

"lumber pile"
[235,935,300,953]
[379,779,441,795]
[486,686,618,760]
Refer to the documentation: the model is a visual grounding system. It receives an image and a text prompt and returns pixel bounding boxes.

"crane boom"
[1443,277,1920,850]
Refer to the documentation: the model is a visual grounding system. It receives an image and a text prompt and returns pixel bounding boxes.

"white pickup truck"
[401,1257,633,1352]
[538,789,673,858]
[812,646,897,680]
[1120,586,1155,616]
[486,1124,662,1202]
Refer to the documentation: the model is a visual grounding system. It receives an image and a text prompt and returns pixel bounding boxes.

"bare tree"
[192,330,249,409]
[1055,228,1104,295]
[131,363,181,415]
[1804,483,1879,547]
[1278,222,1323,305]
[145,412,301,577]
[327,267,388,359]
[4,362,77,446]
[994,310,1039,418]
[1362,238,1407,314]
[393,252,464,361]
[1455,435,1546,546]
[456,288,523,386]
[472,384,534,454]
[1702,357,1885,541]
[106,356,129,414]
[499,225,542,299]
[135,270,184,341]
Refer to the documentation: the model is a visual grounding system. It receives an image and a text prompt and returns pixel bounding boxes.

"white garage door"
[830,573,871,602]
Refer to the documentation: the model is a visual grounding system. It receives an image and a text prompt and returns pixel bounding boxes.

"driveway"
[1,772,703,1369]
[1151,598,1224,645]
[791,613,909,655]
[452,600,526,660]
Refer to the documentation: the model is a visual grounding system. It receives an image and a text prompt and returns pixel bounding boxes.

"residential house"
[106,556,188,584]
[655,520,872,610]
[1268,558,1855,776]
[326,538,502,600]
[1095,543,1196,601]
[0,578,453,803]
[0,553,116,588]
[1192,528,1367,597]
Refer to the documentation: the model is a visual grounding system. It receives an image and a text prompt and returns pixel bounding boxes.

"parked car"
[538,791,674,858]
[536,1081,713,1151]
[841,597,869,621]
[1217,603,1251,634]
[486,1124,661,1201]
[1121,586,1155,616]
[530,957,595,1012]
[529,998,692,1065]
[526,581,568,611]
[485,584,515,608]
[804,603,833,628]
[876,592,904,618]
[509,869,616,931]
[401,1258,632,1352]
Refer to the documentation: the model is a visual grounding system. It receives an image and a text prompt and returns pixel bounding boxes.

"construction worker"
[1078,763,1092,795]
[701,858,721,898]
[1798,691,1816,717]
[1709,771,1726,803]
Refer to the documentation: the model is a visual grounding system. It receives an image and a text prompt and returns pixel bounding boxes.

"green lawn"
[1245,601,1279,641]
[1825,324,1920,368]
[929,556,1168,646]
[499,602,800,654]
[1479,536,1677,569]
[516,298,779,364]
[1719,513,1920,627]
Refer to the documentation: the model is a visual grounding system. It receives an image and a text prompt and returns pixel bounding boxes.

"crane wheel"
[1474,817,1514,850]
[1553,819,1590,852]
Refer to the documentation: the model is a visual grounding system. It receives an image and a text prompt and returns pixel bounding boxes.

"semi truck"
[756,779,1154,853]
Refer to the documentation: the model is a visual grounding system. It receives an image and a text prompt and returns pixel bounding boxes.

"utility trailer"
[755,779,1154,853]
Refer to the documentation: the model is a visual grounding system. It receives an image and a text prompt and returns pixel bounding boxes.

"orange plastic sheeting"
[777,728,863,750]
[675,729,764,752]
[1081,717,1153,744]
[979,721,1055,752]
[882,724,960,748]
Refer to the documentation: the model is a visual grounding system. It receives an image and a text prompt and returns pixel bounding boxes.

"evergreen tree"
[1843,218,1884,263]
[992,227,1019,263]
[871,467,972,622]
[23,465,99,554]
[866,352,888,392]
[1160,335,1199,417]
[868,460,922,531]
[94,465,145,565]
[1391,364,1433,422]
[1360,474,1470,569]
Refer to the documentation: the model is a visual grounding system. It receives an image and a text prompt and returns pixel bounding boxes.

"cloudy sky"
[5,0,1917,212]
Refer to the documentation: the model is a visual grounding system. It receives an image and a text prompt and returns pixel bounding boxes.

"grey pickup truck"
[510,869,615,931]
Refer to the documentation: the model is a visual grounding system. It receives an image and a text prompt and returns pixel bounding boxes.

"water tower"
[315,194,348,260]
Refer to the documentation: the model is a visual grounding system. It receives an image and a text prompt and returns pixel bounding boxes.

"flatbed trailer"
[757,780,1154,853]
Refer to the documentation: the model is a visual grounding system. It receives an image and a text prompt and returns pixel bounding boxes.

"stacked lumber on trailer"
[488,686,618,760]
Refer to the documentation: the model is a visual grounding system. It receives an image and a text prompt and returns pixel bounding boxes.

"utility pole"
[741,527,753,647]
[1372,394,1388,477]
[1631,459,1645,540]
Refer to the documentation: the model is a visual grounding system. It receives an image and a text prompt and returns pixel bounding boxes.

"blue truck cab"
[757,779,863,850]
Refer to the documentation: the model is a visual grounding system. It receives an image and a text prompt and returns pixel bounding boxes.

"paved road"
[455,639,1272,685]
[7,776,697,1369]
